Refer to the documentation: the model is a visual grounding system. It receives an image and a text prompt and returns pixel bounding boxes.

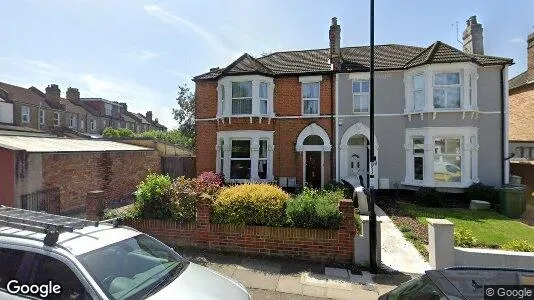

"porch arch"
[296,123,331,152]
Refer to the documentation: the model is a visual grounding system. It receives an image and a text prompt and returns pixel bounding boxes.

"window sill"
[404,108,478,115]
[225,178,273,184]
[401,180,473,189]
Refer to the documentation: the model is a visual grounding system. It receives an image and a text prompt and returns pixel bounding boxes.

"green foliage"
[103,204,141,220]
[398,225,412,233]
[285,188,344,229]
[466,183,499,207]
[354,212,362,234]
[454,228,479,247]
[502,240,534,252]
[134,130,194,149]
[102,127,134,138]
[172,84,195,140]
[324,180,353,199]
[212,183,289,226]
[414,187,443,207]
[171,177,199,222]
[134,173,175,219]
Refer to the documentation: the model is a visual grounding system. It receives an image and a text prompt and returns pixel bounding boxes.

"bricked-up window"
[231,81,252,115]
[302,82,319,115]
[21,106,30,123]
[352,80,369,113]
[53,112,60,126]
[39,109,45,125]
[433,72,461,109]
[413,137,424,181]
[258,140,268,179]
[259,83,268,115]
[230,140,251,179]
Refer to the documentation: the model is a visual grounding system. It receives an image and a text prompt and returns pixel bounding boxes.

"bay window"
[404,127,477,188]
[232,81,253,115]
[352,80,369,113]
[217,131,274,182]
[260,83,268,115]
[413,74,425,111]
[218,75,274,118]
[302,82,320,115]
[433,72,461,109]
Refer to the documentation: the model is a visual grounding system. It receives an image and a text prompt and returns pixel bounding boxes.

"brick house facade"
[194,16,512,190]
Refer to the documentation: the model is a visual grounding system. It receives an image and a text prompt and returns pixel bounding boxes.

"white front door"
[348,146,368,186]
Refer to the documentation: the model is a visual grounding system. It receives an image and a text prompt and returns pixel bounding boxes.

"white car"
[0,206,250,300]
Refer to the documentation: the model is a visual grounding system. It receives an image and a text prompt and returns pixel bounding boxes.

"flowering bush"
[195,171,225,198]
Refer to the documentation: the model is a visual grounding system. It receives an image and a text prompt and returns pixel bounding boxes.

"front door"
[305,151,321,189]
[349,147,368,186]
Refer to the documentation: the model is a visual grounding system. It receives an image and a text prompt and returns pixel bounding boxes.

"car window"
[0,247,37,290]
[32,254,89,300]
[386,275,447,300]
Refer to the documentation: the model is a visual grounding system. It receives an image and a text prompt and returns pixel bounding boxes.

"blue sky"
[1,0,533,128]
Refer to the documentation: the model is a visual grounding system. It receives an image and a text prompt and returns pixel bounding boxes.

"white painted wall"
[0,101,13,124]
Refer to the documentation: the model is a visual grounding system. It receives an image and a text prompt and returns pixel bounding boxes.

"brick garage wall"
[125,199,355,263]
[42,150,160,213]
[195,75,336,184]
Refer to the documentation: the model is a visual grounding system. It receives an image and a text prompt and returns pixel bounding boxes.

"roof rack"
[0,206,100,246]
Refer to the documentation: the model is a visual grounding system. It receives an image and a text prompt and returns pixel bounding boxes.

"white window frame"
[69,115,77,129]
[21,106,30,123]
[217,130,274,182]
[39,109,45,125]
[433,71,462,109]
[403,63,478,114]
[217,75,275,119]
[258,139,268,180]
[352,79,370,113]
[412,137,425,182]
[231,81,253,115]
[90,119,96,131]
[53,112,60,126]
[259,82,269,115]
[229,139,252,180]
[412,73,425,111]
[104,104,112,116]
[301,81,320,116]
[432,137,462,184]
[80,119,84,130]
[404,127,478,188]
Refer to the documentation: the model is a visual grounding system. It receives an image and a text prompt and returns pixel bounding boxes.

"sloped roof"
[0,82,51,108]
[194,42,512,81]
[509,71,534,90]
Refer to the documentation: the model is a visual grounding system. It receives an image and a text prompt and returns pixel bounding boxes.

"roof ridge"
[403,44,433,67]
[221,53,273,76]
[424,41,443,64]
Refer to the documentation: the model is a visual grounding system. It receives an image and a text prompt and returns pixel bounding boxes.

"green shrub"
[212,183,289,226]
[398,225,412,233]
[285,188,343,229]
[134,173,175,219]
[103,204,141,220]
[102,127,134,138]
[502,240,534,252]
[324,180,353,199]
[354,212,362,234]
[454,228,479,247]
[171,177,199,222]
[466,183,499,208]
[414,187,443,207]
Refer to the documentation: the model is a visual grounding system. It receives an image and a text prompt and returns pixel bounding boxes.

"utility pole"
[368,0,378,274]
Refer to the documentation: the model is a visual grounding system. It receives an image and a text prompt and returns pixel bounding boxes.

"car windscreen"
[383,275,448,300]
[77,234,188,300]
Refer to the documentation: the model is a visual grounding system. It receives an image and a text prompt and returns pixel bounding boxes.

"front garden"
[379,185,534,259]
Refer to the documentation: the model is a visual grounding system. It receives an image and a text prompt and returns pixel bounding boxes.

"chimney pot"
[45,84,62,106]
[329,16,342,71]
[331,17,337,26]
[462,15,484,55]
[146,111,153,121]
[66,87,80,102]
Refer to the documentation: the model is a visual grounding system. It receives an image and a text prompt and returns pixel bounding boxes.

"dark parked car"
[379,267,534,300]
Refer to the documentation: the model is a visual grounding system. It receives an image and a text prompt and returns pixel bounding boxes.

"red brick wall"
[195,75,335,184]
[125,199,355,263]
[42,150,160,213]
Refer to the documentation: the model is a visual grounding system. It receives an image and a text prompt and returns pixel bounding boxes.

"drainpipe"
[331,72,335,182]
[335,73,340,181]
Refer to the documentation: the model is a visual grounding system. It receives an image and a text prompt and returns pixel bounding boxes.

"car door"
[0,246,98,300]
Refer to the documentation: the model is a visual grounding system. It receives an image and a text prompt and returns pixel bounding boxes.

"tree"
[172,84,195,140]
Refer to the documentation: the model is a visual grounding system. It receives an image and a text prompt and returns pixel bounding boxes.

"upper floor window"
[39,109,45,125]
[259,82,268,115]
[352,80,369,113]
[104,103,112,116]
[80,119,84,130]
[54,112,60,126]
[69,115,77,128]
[413,74,425,111]
[219,85,225,115]
[232,81,252,115]
[433,72,461,109]
[90,119,96,130]
[21,106,30,123]
[302,82,320,115]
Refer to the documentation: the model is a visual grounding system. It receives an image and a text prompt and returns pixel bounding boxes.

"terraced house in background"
[194,16,513,191]
[0,82,167,137]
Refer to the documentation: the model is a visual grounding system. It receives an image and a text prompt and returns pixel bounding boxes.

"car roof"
[427,268,534,299]
[0,224,141,256]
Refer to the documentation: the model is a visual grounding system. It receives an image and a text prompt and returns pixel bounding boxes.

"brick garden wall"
[194,75,336,185]
[124,199,355,263]
[42,150,160,213]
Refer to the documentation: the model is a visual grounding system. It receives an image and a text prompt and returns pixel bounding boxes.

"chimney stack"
[45,84,62,106]
[66,87,80,102]
[329,17,342,71]
[462,16,484,55]
[119,102,128,111]
[146,111,153,121]
[528,32,534,77]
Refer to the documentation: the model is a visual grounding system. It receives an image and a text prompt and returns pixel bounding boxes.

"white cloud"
[144,4,233,57]
[121,50,162,61]
[0,55,177,129]
[509,37,524,44]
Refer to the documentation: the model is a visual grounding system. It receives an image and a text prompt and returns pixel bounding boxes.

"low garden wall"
[120,199,355,263]
[428,218,534,269]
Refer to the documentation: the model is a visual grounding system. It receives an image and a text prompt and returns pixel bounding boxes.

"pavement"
[180,248,413,300]
[375,205,432,275]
